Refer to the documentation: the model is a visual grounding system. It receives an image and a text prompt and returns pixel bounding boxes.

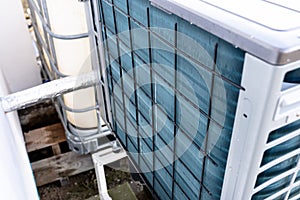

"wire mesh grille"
[93,0,245,199]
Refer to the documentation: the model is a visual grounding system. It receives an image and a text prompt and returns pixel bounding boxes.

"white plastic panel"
[221,54,300,200]
[265,0,300,12]
[202,0,300,31]
[150,0,300,65]
[275,85,300,123]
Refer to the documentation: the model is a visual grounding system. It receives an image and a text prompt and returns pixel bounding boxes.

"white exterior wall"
[0,0,41,199]
[0,69,39,200]
[0,0,41,93]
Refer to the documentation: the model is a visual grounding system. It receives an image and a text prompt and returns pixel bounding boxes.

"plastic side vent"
[252,119,300,200]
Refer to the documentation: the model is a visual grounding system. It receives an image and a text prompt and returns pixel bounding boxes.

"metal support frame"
[92,147,127,200]
[27,0,116,154]
[1,1,127,198]
[88,0,113,129]
[85,2,134,198]
[26,0,129,196]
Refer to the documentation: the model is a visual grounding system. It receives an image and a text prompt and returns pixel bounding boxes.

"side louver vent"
[253,120,300,200]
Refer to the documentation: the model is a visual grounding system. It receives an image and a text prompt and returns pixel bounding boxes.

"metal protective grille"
[92,0,245,199]
[27,0,114,154]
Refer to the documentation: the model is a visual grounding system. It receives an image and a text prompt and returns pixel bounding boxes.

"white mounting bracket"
[92,145,127,200]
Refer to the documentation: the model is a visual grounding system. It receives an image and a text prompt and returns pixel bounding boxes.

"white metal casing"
[150,0,300,65]
[222,54,300,199]
[147,1,300,198]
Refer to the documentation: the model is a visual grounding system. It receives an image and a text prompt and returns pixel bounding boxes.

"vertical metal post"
[125,0,141,166]
[198,43,219,199]
[40,0,59,79]
[99,0,118,134]
[146,7,157,191]
[91,0,113,127]
[84,0,106,135]
[111,0,129,148]
[171,23,178,200]
[28,0,54,80]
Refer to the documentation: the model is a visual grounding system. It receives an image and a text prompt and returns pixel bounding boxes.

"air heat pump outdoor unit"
[86,0,300,199]
[29,0,300,199]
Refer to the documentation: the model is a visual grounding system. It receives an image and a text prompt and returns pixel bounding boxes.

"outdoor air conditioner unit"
[27,0,300,199]
[85,0,300,199]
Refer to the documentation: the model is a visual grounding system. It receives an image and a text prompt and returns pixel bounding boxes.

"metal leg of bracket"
[92,145,127,200]
[94,163,111,200]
